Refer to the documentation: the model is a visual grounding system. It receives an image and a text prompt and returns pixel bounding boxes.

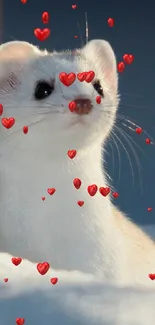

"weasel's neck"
[0,140,124,280]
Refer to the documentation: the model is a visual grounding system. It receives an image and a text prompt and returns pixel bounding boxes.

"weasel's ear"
[0,41,40,61]
[0,41,40,93]
[82,39,118,93]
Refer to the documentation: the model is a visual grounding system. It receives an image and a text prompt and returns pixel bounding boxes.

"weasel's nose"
[74,98,93,115]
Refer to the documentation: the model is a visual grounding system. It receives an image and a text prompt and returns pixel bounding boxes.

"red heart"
[149,273,155,280]
[42,11,50,24]
[21,0,27,3]
[77,72,87,82]
[16,318,25,325]
[67,150,77,159]
[96,96,101,104]
[34,28,51,41]
[68,101,76,112]
[77,200,84,207]
[42,196,46,201]
[74,35,78,38]
[47,188,56,195]
[148,207,152,212]
[1,117,15,129]
[37,262,50,275]
[99,187,110,197]
[50,277,58,285]
[73,178,81,189]
[4,278,8,282]
[135,127,142,134]
[87,184,98,196]
[146,138,151,144]
[108,17,114,27]
[0,104,3,116]
[85,71,95,83]
[23,126,28,134]
[72,4,77,9]
[117,62,125,73]
[123,54,134,64]
[112,192,119,198]
[59,72,76,86]
[11,257,22,266]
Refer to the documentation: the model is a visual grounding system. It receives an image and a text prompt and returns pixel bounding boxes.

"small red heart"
[67,150,77,159]
[42,197,46,201]
[0,104,3,116]
[50,277,58,285]
[59,72,76,86]
[99,187,110,197]
[123,54,134,65]
[77,72,87,82]
[149,273,155,280]
[117,62,125,73]
[11,257,22,266]
[112,192,119,198]
[148,207,152,212]
[96,96,101,104]
[1,117,15,129]
[34,28,51,41]
[85,71,95,83]
[47,188,56,195]
[42,11,50,24]
[72,4,77,9]
[74,35,78,38]
[135,127,142,134]
[16,318,25,325]
[21,0,27,3]
[108,17,114,27]
[73,178,81,189]
[23,126,28,134]
[87,184,98,197]
[37,262,50,275]
[146,138,151,144]
[4,278,8,282]
[77,200,84,206]
[68,101,76,112]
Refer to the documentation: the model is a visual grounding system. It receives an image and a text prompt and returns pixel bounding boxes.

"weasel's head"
[0,40,119,152]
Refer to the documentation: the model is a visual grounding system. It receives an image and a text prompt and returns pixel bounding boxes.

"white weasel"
[0,39,154,286]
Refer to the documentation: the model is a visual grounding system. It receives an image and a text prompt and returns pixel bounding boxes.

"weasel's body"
[0,39,154,287]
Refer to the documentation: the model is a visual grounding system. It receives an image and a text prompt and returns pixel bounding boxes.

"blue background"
[3,0,155,226]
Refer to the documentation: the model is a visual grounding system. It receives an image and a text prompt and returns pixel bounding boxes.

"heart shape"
[42,11,50,24]
[34,28,51,41]
[0,104,3,116]
[1,117,15,129]
[149,273,155,280]
[47,188,56,195]
[123,54,134,64]
[67,149,77,159]
[77,72,87,82]
[99,187,110,197]
[117,62,125,73]
[96,96,101,104]
[146,138,151,144]
[59,72,76,86]
[4,278,8,282]
[23,126,28,134]
[148,207,152,212]
[37,262,50,275]
[16,318,25,325]
[87,184,98,196]
[108,17,114,27]
[50,277,58,285]
[68,101,76,112]
[85,71,95,83]
[11,257,22,266]
[112,192,119,198]
[73,178,81,189]
[135,127,142,134]
[77,200,84,207]
[72,4,77,9]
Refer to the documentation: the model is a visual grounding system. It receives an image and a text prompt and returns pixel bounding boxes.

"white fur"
[0,40,155,289]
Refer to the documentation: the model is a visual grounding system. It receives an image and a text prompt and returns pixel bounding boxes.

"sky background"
[3,0,155,227]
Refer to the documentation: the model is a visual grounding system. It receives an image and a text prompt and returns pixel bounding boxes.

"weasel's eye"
[93,80,104,97]
[34,81,54,100]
